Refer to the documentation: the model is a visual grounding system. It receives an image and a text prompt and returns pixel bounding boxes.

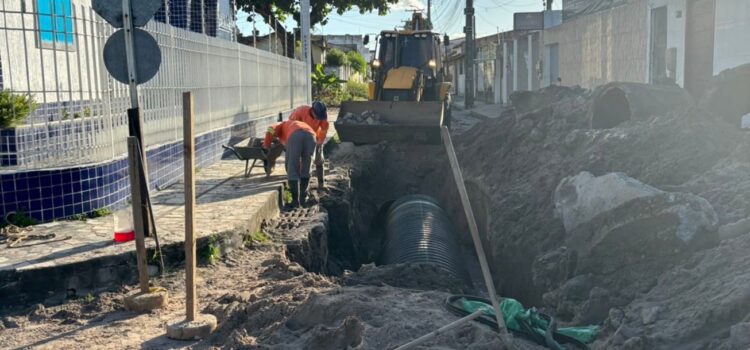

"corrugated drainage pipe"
[381,195,469,283]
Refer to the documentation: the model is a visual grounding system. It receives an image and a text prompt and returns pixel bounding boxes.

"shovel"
[315,145,324,189]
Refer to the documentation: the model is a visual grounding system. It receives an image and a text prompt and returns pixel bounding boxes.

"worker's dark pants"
[285,130,315,181]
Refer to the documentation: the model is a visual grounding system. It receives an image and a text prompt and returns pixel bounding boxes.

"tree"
[235,0,399,57]
[236,0,400,28]
[326,48,348,66]
[346,51,366,74]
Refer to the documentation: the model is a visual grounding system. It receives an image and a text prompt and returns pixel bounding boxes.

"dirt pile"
[455,84,750,348]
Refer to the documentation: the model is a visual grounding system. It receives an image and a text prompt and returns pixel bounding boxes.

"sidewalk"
[452,99,503,119]
[0,158,285,307]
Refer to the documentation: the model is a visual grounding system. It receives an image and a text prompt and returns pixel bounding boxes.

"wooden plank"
[183,92,197,321]
[127,137,149,293]
[440,127,511,340]
[127,107,153,238]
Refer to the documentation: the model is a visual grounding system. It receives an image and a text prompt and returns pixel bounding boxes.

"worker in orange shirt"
[263,120,316,208]
[288,101,329,194]
[288,101,329,145]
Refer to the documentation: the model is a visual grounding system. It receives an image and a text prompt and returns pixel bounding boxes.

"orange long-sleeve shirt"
[289,105,329,145]
[263,120,315,148]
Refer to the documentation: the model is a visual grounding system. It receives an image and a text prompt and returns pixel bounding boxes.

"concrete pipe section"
[588,82,694,129]
[380,195,469,283]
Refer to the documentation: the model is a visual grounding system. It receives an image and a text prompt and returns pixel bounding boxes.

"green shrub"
[244,229,270,246]
[0,90,36,128]
[201,235,220,264]
[283,187,293,204]
[5,210,37,227]
[89,208,112,218]
[316,85,351,107]
[346,51,366,74]
[346,81,368,100]
[326,48,348,67]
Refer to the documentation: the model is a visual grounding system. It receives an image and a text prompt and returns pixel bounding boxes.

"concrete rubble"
[338,110,387,125]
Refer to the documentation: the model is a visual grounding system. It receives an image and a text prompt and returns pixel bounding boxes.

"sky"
[236,0,563,43]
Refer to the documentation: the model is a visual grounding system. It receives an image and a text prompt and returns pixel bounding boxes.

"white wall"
[713,0,750,75]
[0,0,104,105]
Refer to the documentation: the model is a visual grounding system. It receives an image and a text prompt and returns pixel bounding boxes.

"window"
[37,0,74,46]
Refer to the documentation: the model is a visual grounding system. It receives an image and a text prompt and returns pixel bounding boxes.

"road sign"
[103,28,161,85]
[514,12,544,31]
[92,0,163,28]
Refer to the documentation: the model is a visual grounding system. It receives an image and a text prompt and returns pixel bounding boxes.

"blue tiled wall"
[0,113,279,223]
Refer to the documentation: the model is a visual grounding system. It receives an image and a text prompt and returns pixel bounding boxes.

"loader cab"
[370,31,447,102]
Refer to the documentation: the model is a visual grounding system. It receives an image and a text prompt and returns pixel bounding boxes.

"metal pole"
[252,5,257,47]
[464,0,475,108]
[122,0,139,109]
[300,0,312,103]
[395,310,484,350]
[428,0,432,23]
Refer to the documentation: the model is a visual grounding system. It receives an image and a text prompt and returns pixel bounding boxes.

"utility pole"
[301,0,312,103]
[428,0,432,23]
[464,0,475,108]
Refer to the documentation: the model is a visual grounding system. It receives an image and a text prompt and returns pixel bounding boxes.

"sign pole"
[95,0,167,314]
[121,0,153,239]
[122,0,139,109]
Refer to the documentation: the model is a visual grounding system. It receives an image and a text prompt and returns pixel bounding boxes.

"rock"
[730,322,750,348]
[337,110,386,125]
[557,172,718,256]
[718,217,750,241]
[554,172,662,233]
[27,304,47,322]
[166,314,218,340]
[639,306,661,325]
[124,288,169,312]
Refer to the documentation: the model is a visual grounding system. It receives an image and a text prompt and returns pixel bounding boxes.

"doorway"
[649,6,668,84]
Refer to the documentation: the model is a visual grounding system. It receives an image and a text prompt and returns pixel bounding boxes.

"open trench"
[292,142,501,296]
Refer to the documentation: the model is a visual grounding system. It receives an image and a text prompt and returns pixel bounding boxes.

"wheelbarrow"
[222,138,284,177]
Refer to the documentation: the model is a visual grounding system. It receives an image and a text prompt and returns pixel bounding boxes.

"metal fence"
[0,0,307,170]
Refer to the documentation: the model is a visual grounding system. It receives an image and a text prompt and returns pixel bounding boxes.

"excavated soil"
[452,85,750,349]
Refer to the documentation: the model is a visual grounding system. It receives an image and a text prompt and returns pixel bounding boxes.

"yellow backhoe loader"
[334,13,452,145]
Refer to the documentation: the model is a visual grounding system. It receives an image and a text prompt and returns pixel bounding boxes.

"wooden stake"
[183,92,197,321]
[127,137,149,293]
[441,127,511,341]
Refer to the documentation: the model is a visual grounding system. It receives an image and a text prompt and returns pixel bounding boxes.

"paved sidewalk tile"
[1,159,286,272]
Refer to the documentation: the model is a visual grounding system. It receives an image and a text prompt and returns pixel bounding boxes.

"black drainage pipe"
[381,195,469,283]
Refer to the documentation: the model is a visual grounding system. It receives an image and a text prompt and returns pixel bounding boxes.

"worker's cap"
[312,101,328,120]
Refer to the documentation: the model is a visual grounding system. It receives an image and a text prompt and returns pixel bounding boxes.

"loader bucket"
[334,101,444,145]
